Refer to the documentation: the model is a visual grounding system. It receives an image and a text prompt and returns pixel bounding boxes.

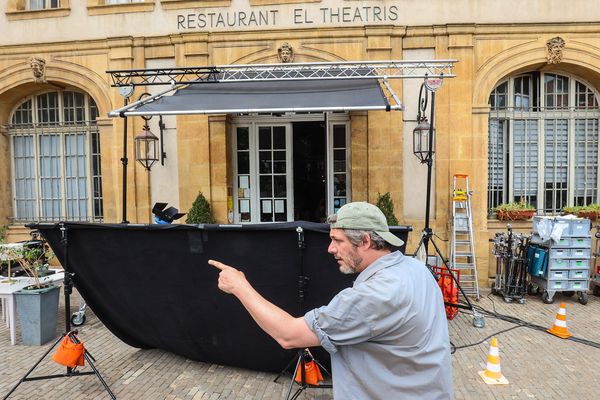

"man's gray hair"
[343,229,390,250]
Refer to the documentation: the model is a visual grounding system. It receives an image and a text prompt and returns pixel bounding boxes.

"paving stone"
[2,289,600,399]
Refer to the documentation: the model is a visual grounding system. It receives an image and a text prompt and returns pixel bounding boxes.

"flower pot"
[576,210,599,220]
[496,209,535,221]
[15,284,60,345]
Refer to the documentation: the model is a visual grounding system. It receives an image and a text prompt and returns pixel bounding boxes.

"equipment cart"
[491,225,529,303]
[528,217,591,305]
[591,225,600,296]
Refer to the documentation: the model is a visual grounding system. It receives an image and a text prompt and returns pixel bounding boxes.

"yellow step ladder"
[451,173,480,300]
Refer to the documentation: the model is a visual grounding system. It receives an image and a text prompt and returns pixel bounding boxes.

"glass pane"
[261,199,273,222]
[259,151,272,174]
[260,176,272,197]
[272,127,286,149]
[333,125,346,148]
[237,127,249,150]
[273,151,286,173]
[273,175,286,197]
[334,174,346,197]
[237,152,249,174]
[259,127,271,150]
[334,150,346,172]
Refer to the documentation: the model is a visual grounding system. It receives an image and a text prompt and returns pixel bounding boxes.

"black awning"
[110,78,401,117]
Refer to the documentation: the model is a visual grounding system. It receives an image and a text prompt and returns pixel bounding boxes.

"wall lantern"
[134,117,159,171]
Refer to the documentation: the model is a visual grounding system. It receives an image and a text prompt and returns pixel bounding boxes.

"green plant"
[186,192,216,224]
[1,243,54,289]
[563,204,600,214]
[375,192,399,226]
[494,198,535,212]
[0,224,7,243]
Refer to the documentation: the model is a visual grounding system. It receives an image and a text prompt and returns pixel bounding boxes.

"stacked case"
[528,217,591,305]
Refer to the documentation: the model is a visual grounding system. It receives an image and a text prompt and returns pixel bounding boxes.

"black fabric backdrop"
[33,222,411,372]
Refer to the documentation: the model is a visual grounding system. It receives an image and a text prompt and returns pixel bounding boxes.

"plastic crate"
[569,219,592,237]
[571,237,592,248]
[549,248,569,259]
[570,248,591,258]
[547,279,569,290]
[569,269,589,279]
[548,258,569,270]
[569,280,589,291]
[570,259,590,269]
[547,270,568,280]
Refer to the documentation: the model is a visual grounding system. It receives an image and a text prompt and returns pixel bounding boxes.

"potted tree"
[186,192,216,224]
[11,242,61,345]
[494,199,536,221]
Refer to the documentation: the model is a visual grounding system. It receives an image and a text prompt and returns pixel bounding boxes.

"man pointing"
[209,201,453,399]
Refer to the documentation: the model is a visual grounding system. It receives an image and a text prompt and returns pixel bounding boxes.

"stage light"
[152,202,185,224]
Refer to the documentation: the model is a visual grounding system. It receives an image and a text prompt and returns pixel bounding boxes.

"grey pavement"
[2,289,600,399]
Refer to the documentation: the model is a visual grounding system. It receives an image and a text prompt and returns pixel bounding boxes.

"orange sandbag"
[52,334,85,368]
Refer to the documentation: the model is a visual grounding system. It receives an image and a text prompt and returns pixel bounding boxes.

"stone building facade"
[2,0,600,286]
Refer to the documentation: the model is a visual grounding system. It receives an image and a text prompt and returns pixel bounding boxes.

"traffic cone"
[478,337,509,385]
[547,302,572,339]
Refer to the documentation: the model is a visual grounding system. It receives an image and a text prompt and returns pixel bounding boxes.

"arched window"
[8,90,103,222]
[488,72,600,214]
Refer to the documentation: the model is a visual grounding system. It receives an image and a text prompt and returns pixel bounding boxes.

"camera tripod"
[273,226,332,400]
[3,224,116,400]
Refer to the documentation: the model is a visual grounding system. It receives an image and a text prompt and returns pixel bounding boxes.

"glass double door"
[233,118,348,223]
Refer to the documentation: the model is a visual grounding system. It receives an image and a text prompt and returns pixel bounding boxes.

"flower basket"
[496,209,536,221]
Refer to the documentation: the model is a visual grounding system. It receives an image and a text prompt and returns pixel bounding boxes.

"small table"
[0,271,64,345]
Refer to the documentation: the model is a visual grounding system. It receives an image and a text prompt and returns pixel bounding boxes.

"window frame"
[231,113,351,223]
[488,72,600,214]
[8,89,103,223]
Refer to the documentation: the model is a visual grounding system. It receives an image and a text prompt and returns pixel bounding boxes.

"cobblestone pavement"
[2,289,600,399]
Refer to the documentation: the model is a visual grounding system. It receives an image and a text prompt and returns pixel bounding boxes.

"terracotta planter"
[496,209,535,221]
[576,210,599,220]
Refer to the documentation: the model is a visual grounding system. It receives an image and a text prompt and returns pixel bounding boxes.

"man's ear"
[359,232,372,250]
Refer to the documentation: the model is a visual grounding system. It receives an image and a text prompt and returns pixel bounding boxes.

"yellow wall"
[2,4,600,285]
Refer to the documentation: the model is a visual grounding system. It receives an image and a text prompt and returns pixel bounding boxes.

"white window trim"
[231,113,351,223]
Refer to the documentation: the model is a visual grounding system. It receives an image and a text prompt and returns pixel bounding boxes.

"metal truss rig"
[107,60,457,87]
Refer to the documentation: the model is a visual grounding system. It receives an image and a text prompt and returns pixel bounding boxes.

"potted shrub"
[375,192,399,226]
[494,199,536,221]
[10,242,61,345]
[563,204,600,220]
[186,192,216,224]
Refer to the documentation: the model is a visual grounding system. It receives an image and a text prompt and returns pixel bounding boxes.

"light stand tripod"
[410,78,477,316]
[273,226,332,400]
[3,223,116,400]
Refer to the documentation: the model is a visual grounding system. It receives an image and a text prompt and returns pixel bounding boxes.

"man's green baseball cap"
[327,201,404,247]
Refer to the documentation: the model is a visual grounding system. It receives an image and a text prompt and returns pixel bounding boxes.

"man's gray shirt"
[304,251,453,399]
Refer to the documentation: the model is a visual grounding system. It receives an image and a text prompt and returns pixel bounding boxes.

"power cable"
[449,295,600,353]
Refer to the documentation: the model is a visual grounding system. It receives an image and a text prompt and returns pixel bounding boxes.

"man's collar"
[354,251,402,285]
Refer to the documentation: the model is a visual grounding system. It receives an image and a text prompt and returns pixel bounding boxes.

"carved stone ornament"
[546,37,566,65]
[29,57,47,83]
[277,43,294,63]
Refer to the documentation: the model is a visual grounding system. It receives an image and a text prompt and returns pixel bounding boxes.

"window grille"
[488,73,600,214]
[8,90,103,223]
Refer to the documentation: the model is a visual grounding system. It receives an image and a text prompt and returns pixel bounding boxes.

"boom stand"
[273,226,332,400]
[411,79,477,318]
[3,224,116,400]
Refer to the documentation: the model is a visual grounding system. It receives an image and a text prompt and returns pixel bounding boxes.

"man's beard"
[339,251,363,274]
